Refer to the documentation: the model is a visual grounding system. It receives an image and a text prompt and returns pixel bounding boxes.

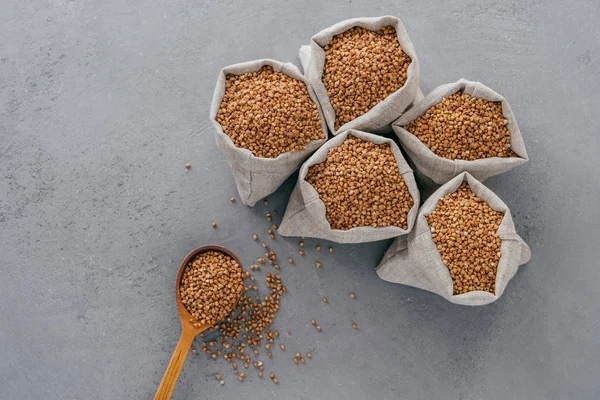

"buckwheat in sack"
[210,59,328,206]
[278,129,420,244]
[376,172,531,306]
[393,79,529,185]
[299,16,420,135]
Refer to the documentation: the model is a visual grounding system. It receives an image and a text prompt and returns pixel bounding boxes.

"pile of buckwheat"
[179,251,244,327]
[322,26,412,130]
[199,252,292,383]
[306,136,414,230]
[193,207,360,386]
[405,92,517,160]
[216,66,324,158]
[426,183,504,294]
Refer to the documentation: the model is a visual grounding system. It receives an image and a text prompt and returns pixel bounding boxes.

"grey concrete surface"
[1,0,599,399]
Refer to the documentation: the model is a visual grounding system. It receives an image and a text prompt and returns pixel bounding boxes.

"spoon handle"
[154,327,197,400]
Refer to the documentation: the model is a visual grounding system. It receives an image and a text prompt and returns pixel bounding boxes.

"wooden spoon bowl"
[154,245,243,400]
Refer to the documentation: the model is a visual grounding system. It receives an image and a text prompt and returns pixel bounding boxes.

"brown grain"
[405,92,516,160]
[426,183,504,294]
[322,26,412,130]
[216,66,324,158]
[179,251,243,327]
[306,136,413,230]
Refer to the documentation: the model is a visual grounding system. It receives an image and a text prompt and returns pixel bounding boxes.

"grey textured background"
[1,1,599,399]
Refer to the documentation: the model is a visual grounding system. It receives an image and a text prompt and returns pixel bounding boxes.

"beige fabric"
[277,129,420,243]
[210,59,328,206]
[376,172,531,306]
[393,79,529,185]
[301,15,420,135]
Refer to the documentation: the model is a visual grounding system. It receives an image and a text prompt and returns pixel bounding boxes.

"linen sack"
[277,129,420,244]
[376,172,531,306]
[210,59,328,207]
[299,15,420,135]
[392,79,529,185]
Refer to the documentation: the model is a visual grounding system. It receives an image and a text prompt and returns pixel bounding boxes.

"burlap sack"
[210,59,328,207]
[376,172,531,306]
[277,129,420,244]
[300,15,420,135]
[393,79,529,185]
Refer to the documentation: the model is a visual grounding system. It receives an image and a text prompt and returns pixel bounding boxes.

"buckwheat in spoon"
[154,245,244,400]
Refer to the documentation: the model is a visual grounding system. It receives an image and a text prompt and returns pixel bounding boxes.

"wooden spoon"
[154,245,243,400]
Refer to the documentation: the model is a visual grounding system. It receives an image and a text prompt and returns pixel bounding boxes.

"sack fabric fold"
[393,79,529,185]
[278,129,420,244]
[210,59,328,206]
[300,16,420,135]
[376,172,531,306]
